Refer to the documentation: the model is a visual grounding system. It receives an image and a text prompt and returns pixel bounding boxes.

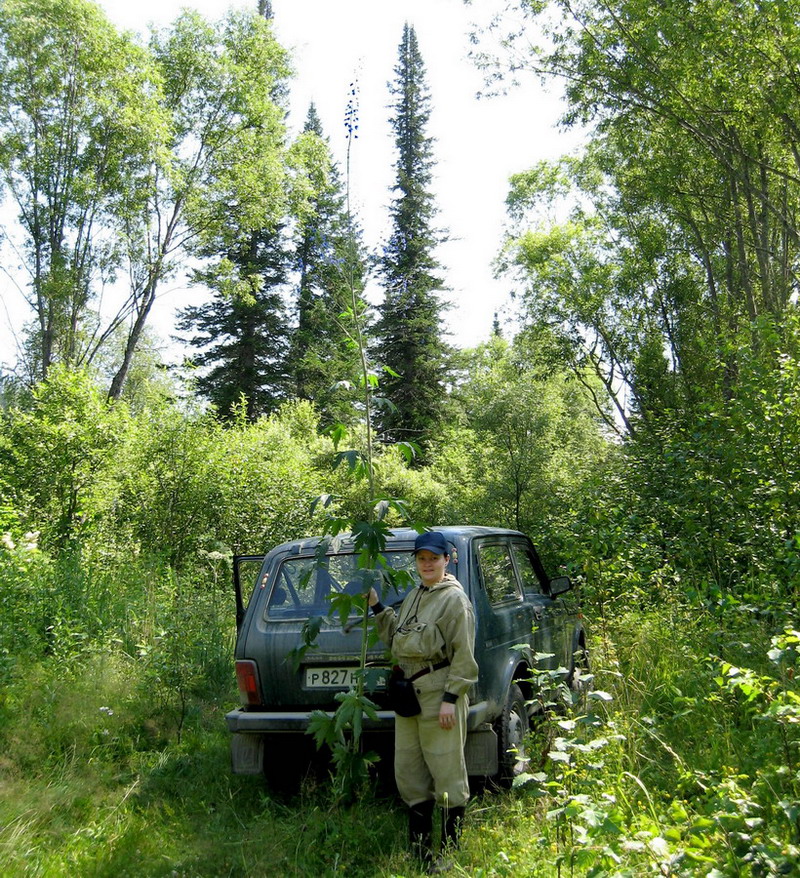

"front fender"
[488,646,535,721]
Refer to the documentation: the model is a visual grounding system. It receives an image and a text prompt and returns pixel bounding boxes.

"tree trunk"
[107,275,158,400]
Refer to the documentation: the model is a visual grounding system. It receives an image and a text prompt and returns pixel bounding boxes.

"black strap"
[408,659,450,682]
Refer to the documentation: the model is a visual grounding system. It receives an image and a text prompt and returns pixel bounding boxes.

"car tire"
[494,682,530,787]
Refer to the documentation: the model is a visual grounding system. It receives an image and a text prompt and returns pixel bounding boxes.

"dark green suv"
[226,526,589,787]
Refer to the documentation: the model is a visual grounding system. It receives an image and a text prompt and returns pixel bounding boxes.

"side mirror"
[549,575,572,596]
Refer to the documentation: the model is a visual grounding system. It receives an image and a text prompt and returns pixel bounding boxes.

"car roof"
[267,526,528,558]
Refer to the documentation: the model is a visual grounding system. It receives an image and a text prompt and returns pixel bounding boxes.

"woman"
[368,531,478,871]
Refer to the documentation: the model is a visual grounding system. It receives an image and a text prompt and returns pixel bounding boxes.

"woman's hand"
[439,701,456,730]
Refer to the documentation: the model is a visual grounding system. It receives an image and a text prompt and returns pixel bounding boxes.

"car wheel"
[494,682,530,787]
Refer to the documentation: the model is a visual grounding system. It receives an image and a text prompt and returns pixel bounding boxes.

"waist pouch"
[387,660,450,718]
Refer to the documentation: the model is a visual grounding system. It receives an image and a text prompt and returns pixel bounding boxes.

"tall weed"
[510,601,800,876]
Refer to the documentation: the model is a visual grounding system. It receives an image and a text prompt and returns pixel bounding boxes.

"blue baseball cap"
[414,531,450,556]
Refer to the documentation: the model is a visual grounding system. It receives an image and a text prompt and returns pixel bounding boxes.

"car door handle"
[532,608,543,621]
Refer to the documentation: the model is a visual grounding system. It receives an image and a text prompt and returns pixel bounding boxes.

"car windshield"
[266,550,418,619]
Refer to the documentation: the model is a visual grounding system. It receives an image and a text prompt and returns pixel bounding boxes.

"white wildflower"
[21,531,40,551]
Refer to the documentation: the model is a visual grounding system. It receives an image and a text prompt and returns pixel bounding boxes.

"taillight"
[235,660,261,706]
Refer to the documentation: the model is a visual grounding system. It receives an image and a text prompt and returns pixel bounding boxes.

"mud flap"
[465,724,498,777]
[231,733,264,775]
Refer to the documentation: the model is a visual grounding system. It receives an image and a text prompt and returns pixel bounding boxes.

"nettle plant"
[296,389,422,802]
[705,628,800,874]
[508,629,800,876]
[512,660,640,874]
[300,494,420,801]
[289,85,424,802]
[512,682,709,875]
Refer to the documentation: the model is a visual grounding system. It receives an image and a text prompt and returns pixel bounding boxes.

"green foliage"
[303,424,418,802]
[503,605,800,876]
[0,548,233,768]
[557,309,800,611]
[136,567,232,743]
[110,6,291,399]
[307,690,381,800]
[286,84,433,799]
[488,0,800,610]
[5,0,800,865]
[173,8,295,421]
[0,362,794,872]
[0,366,338,568]
[105,402,223,567]
[0,0,165,380]
[3,585,799,876]
[430,330,609,567]
[0,366,129,550]
[176,222,293,421]
[206,399,331,555]
[105,398,330,566]
[0,0,295,399]
[0,529,52,675]
[501,149,700,438]
[507,0,800,328]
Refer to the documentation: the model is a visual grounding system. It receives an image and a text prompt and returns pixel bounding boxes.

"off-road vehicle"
[226,526,589,786]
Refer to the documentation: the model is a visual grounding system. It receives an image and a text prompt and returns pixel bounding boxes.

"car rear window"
[266,551,418,619]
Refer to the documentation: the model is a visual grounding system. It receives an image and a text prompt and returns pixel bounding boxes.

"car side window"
[511,542,543,595]
[478,543,521,605]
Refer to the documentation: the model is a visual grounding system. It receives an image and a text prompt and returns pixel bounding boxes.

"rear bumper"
[227,702,497,776]
[225,707,396,733]
[225,700,491,734]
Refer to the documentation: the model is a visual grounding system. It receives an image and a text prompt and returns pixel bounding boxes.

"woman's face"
[415,549,448,587]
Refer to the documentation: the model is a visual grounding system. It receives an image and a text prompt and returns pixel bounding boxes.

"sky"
[0,0,584,372]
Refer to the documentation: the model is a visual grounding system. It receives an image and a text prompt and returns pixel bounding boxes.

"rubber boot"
[443,805,465,849]
[408,800,435,865]
[428,805,466,874]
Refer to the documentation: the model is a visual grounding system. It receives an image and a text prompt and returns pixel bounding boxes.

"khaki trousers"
[394,687,470,808]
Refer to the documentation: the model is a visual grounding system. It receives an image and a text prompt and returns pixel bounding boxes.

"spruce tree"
[176,225,291,420]
[373,23,451,451]
[175,5,291,421]
[288,103,369,427]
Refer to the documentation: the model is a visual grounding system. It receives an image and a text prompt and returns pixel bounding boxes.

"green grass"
[0,725,409,878]
[1,576,798,877]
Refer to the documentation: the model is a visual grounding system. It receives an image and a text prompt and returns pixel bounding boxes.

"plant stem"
[345,112,376,508]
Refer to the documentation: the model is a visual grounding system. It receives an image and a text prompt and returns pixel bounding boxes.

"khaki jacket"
[374,573,478,700]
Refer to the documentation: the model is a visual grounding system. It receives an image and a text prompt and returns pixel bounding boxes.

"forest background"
[0,0,799,876]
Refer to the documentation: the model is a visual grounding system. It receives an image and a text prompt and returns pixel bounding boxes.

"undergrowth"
[1,547,798,876]
[509,603,800,877]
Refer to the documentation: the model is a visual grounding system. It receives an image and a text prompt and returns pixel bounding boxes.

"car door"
[510,539,571,674]
[472,538,530,708]
[233,554,266,631]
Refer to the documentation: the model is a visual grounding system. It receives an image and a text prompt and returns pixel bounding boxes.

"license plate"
[305,666,359,688]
